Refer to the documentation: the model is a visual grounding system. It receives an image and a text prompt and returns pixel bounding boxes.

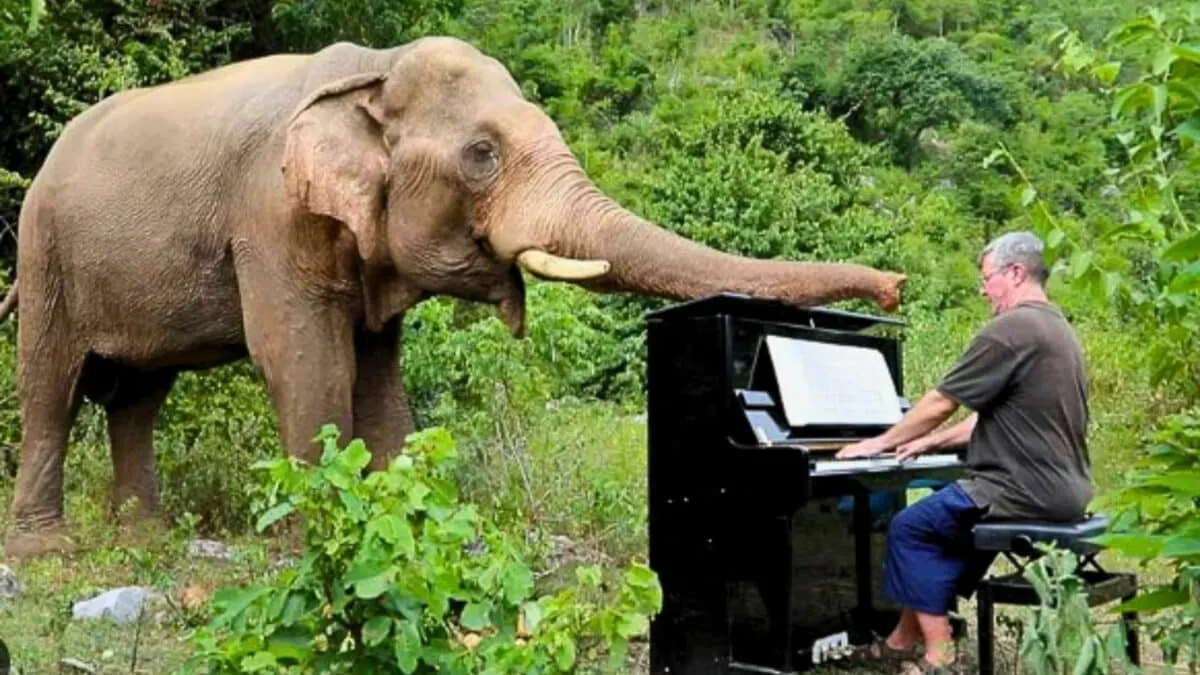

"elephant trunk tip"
[876,272,907,313]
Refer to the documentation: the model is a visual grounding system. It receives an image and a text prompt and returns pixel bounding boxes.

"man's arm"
[835,389,960,458]
[929,413,976,449]
[894,412,977,460]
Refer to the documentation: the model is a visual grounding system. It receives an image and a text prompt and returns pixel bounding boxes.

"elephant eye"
[462,140,499,181]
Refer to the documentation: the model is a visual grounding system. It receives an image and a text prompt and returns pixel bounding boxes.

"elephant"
[0,36,905,558]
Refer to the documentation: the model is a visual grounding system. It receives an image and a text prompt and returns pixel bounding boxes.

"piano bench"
[971,516,1140,675]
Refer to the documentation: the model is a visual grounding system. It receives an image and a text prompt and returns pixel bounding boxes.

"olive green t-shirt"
[936,301,1093,522]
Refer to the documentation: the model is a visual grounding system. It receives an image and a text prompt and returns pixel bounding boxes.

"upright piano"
[646,293,965,674]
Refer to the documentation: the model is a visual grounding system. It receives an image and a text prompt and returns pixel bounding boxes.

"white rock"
[60,658,97,673]
[72,587,163,626]
[0,564,22,600]
[188,539,234,560]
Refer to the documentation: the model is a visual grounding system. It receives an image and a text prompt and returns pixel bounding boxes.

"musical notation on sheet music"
[763,335,903,428]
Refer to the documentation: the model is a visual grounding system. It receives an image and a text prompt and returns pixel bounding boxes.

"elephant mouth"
[514,249,610,281]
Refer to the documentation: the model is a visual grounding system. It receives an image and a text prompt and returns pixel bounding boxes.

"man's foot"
[840,637,922,667]
[898,658,958,674]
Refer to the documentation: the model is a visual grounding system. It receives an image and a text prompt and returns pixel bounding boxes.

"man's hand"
[895,435,936,462]
[836,436,891,459]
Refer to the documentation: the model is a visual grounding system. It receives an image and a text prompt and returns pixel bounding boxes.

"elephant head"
[281,37,905,335]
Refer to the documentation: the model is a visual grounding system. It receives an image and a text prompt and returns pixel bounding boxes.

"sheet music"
[765,335,902,427]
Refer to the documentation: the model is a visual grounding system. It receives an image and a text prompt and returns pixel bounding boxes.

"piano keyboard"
[811,453,961,477]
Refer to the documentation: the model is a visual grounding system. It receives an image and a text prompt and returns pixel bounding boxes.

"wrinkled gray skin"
[1,37,905,557]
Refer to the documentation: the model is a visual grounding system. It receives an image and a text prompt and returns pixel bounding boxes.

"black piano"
[646,293,965,674]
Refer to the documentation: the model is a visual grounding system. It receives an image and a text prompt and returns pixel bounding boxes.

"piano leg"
[853,486,875,625]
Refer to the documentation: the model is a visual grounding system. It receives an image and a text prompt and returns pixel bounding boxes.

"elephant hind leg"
[104,368,176,522]
[5,347,86,558]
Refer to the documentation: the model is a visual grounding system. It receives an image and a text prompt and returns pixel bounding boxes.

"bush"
[182,425,661,674]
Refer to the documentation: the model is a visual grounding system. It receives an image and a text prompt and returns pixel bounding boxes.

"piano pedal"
[810,630,849,665]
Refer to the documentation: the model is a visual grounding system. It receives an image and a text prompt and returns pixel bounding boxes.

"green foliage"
[270,0,462,52]
[0,0,253,246]
[991,5,1200,670]
[1018,547,1136,675]
[182,425,662,674]
[830,32,1016,165]
[1091,410,1200,669]
[1032,5,1200,398]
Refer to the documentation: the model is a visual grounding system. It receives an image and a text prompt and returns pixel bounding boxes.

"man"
[835,231,1094,674]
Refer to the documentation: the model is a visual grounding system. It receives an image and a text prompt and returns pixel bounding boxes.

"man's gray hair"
[980,231,1049,285]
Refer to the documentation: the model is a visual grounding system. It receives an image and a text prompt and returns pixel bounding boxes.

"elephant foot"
[3,526,77,560]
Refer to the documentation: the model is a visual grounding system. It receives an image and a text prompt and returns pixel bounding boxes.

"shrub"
[181,425,661,674]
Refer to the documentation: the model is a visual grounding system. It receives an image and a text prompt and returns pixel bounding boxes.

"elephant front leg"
[353,317,415,471]
[240,289,356,465]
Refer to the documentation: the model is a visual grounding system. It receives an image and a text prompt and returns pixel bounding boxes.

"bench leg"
[1122,587,1139,666]
[977,584,994,675]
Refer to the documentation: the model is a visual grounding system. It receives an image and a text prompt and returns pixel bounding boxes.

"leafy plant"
[1091,410,1200,670]
[180,425,661,674]
[1018,546,1137,675]
[988,6,1200,670]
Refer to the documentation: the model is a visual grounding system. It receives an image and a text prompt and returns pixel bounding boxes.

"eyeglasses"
[979,264,1014,287]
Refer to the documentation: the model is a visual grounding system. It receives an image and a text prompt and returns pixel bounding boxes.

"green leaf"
[267,627,313,663]
[27,0,44,33]
[555,637,577,670]
[1153,45,1177,75]
[255,501,295,533]
[1160,536,1200,558]
[1020,185,1037,206]
[240,652,278,672]
[460,601,491,631]
[362,616,393,646]
[1175,43,1200,65]
[521,601,543,634]
[342,439,372,473]
[617,612,649,638]
[355,571,393,599]
[1090,533,1167,558]
[1112,83,1151,120]
[1144,470,1200,495]
[394,620,421,673]
[1115,587,1191,612]
[1153,83,1169,119]
[1047,228,1065,249]
[339,489,366,521]
[370,514,415,556]
[1093,61,1122,86]
[502,563,534,604]
[1163,231,1200,262]
[281,593,308,625]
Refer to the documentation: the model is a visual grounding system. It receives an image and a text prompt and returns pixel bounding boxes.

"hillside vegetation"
[0,0,1197,672]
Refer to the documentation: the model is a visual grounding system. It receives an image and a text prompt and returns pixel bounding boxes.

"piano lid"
[644,292,905,333]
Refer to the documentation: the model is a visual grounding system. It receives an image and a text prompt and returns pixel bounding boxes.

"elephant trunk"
[500,162,905,311]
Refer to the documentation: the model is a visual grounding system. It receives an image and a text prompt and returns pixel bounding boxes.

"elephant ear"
[282,73,390,264]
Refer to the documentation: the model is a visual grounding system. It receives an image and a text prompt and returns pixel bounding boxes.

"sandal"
[836,637,922,667]
[897,658,958,675]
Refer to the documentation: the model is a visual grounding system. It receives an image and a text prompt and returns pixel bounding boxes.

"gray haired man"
[835,231,1094,674]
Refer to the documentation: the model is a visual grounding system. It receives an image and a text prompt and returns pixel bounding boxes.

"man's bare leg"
[914,611,955,665]
[887,609,922,649]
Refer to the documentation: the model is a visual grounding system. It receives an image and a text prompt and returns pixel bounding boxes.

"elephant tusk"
[516,249,610,281]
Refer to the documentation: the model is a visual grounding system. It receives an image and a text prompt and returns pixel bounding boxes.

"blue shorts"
[883,482,996,615]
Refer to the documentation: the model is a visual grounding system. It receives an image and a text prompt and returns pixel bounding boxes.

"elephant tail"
[0,281,16,321]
